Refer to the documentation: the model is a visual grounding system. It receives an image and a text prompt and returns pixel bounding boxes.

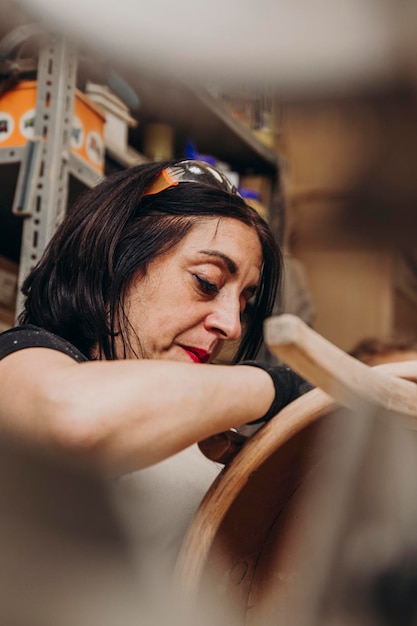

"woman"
[0,159,309,574]
[350,336,417,366]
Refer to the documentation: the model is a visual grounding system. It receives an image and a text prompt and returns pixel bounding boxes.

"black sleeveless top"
[0,325,88,363]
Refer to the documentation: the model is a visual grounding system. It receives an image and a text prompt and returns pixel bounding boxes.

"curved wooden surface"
[174,316,417,620]
[174,387,336,595]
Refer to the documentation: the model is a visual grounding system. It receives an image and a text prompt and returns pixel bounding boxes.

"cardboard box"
[0,305,14,332]
[239,174,272,206]
[85,82,138,154]
[0,256,18,311]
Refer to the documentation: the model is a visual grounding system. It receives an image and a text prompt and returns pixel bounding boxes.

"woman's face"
[119,217,263,363]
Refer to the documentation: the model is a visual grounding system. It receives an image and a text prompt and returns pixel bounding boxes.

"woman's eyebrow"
[198,250,237,274]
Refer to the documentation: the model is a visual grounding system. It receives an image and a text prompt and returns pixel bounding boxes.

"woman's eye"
[194,275,219,295]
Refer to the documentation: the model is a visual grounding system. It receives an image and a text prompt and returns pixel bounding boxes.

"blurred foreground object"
[0,437,141,626]
[12,0,417,93]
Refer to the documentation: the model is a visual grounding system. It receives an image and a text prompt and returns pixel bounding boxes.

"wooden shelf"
[189,87,278,172]
[118,69,279,175]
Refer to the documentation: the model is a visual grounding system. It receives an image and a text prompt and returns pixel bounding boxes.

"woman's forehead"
[185,216,260,244]
[182,217,263,265]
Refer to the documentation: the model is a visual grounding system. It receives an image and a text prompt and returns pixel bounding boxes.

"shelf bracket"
[12,137,44,216]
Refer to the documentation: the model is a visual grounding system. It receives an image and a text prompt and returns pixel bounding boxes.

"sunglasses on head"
[143,160,239,197]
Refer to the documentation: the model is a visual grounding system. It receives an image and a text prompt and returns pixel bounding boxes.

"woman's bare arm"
[0,348,275,474]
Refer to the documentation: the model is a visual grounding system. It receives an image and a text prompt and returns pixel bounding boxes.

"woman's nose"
[205,298,242,341]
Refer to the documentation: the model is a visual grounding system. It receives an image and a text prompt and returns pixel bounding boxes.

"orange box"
[72,90,106,173]
[0,80,105,173]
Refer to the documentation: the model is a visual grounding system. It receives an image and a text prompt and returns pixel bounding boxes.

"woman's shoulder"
[0,325,88,363]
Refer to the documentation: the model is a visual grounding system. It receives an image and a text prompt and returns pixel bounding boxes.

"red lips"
[182,346,211,363]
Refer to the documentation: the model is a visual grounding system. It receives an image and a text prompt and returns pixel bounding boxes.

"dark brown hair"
[350,336,417,365]
[19,160,282,362]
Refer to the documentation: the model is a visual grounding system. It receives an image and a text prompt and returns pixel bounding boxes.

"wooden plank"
[264,314,417,425]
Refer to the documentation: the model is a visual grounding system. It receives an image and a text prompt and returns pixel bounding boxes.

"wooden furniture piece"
[174,315,417,626]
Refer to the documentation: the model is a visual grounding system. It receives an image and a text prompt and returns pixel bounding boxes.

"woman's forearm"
[54,360,275,472]
[0,349,275,473]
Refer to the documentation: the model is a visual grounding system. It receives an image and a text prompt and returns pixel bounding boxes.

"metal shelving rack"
[0,31,103,315]
[14,35,77,293]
